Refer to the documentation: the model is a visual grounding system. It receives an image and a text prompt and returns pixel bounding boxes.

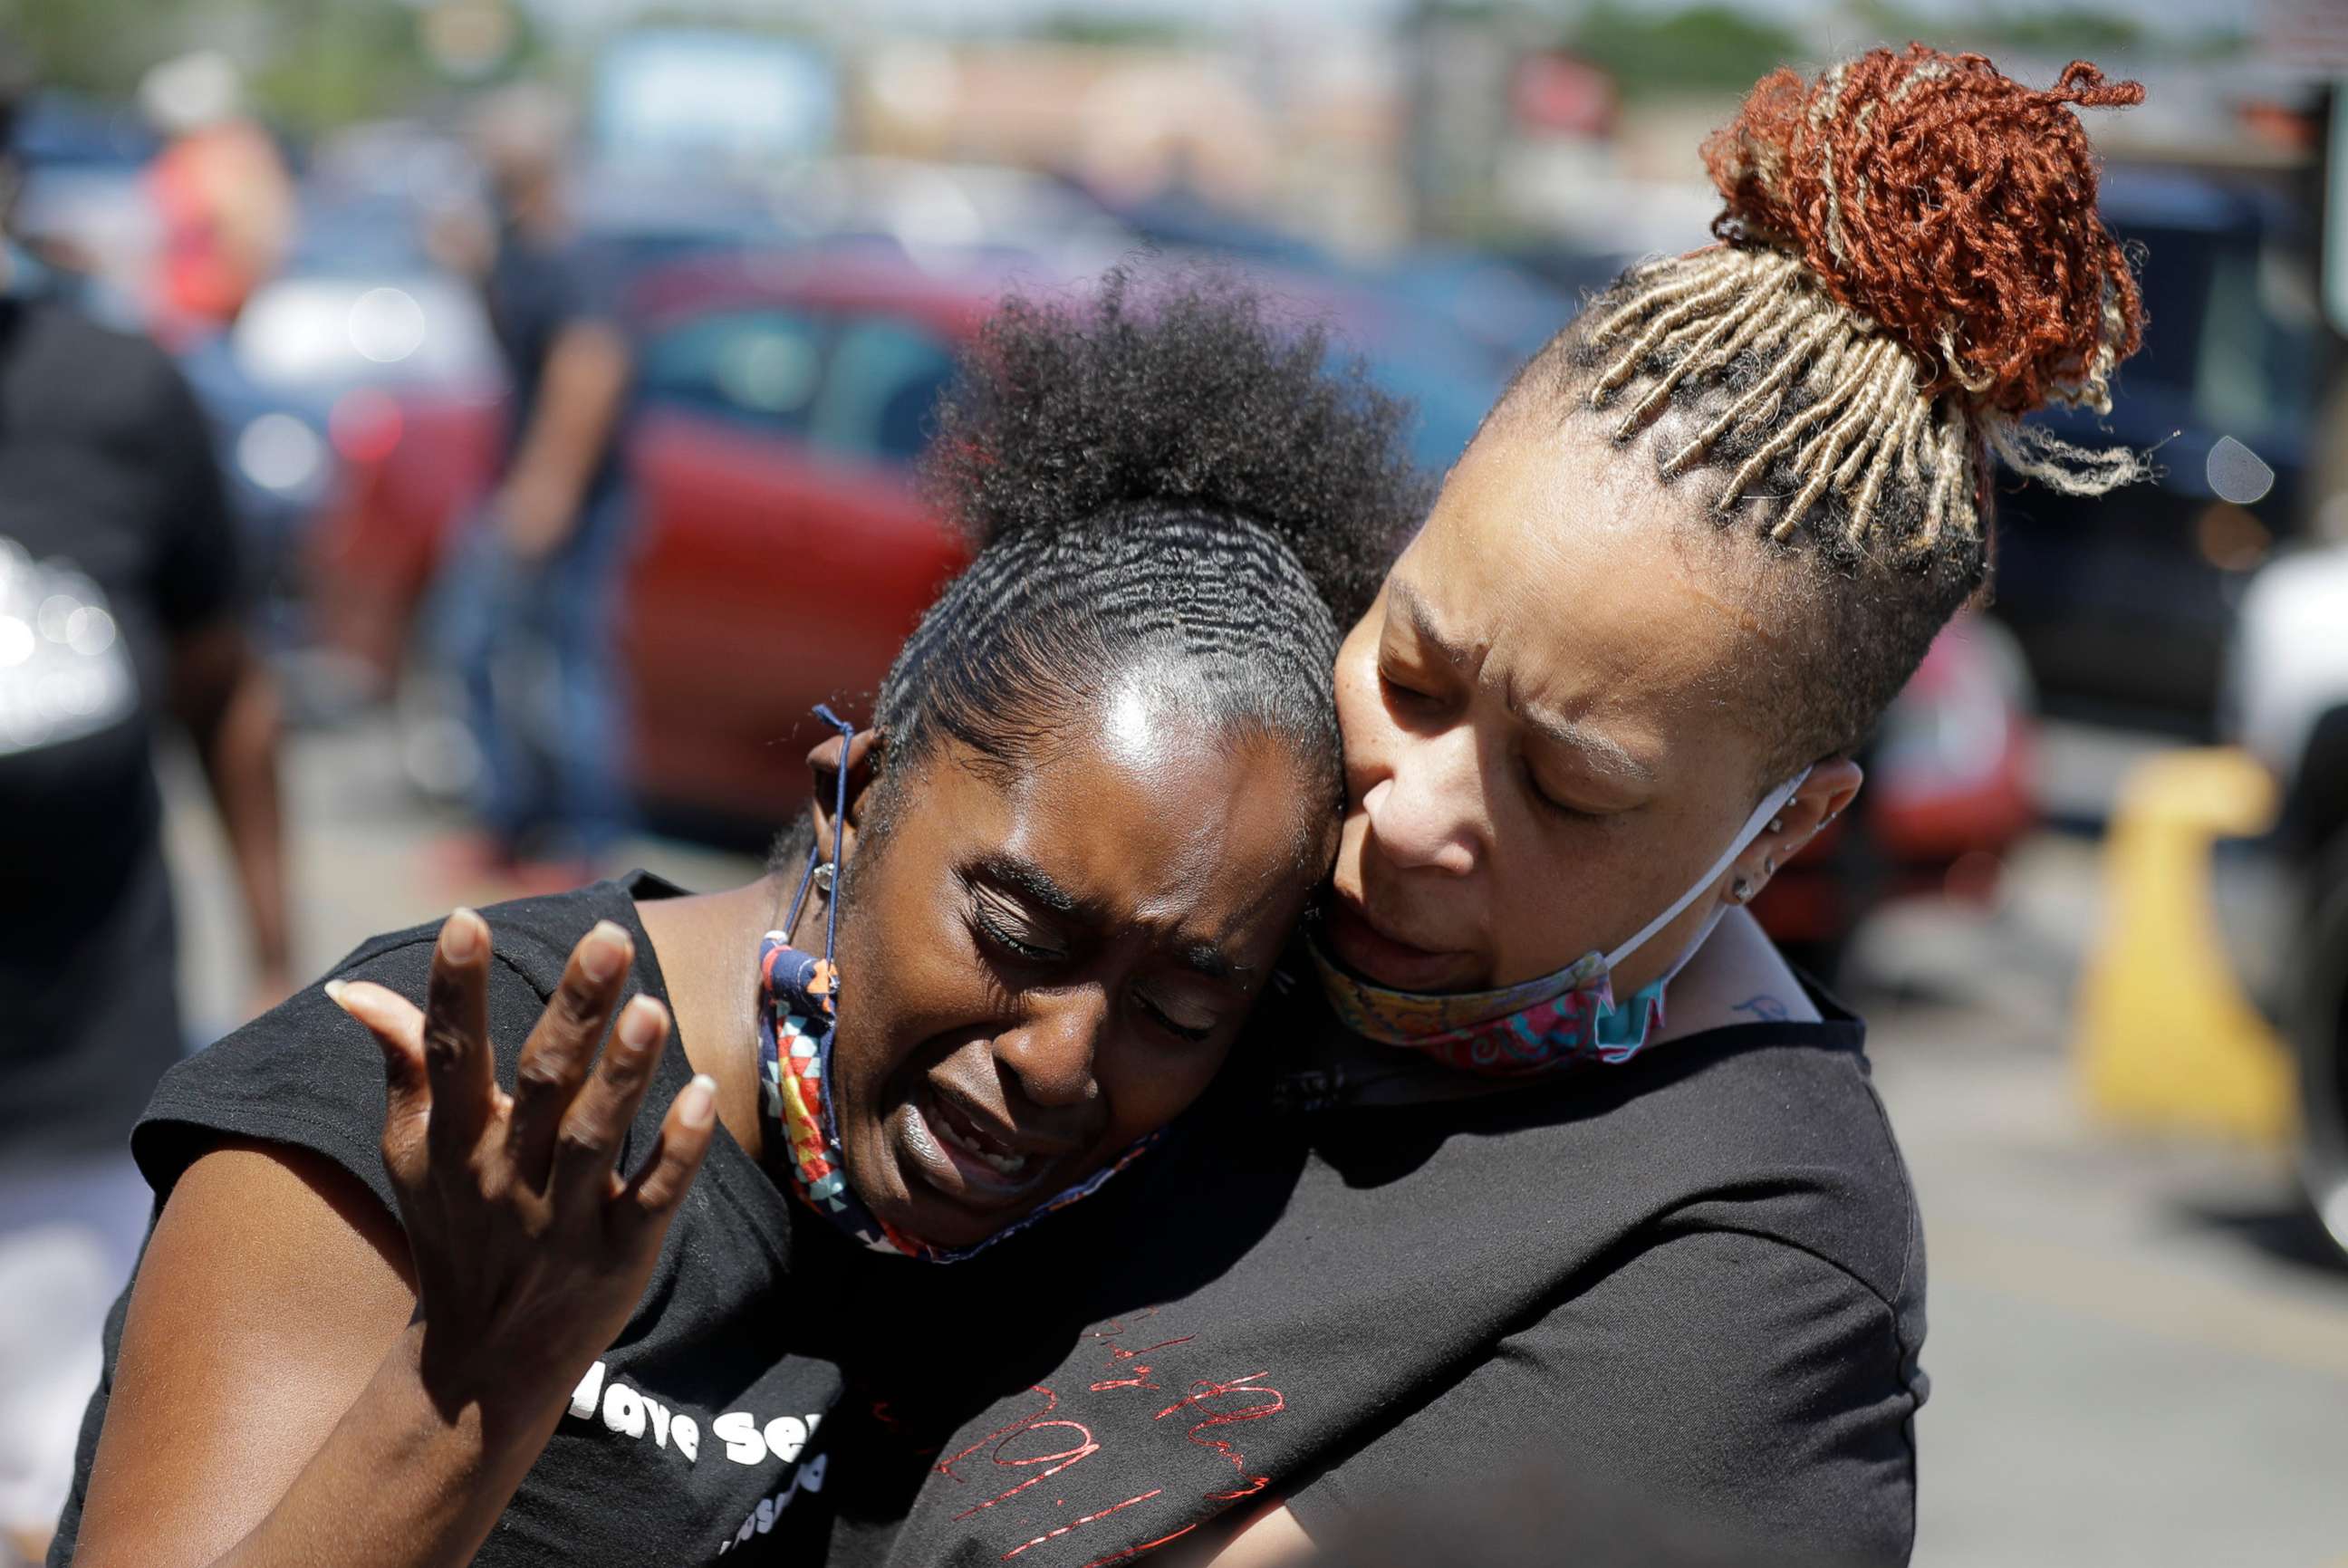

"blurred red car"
[309,252,985,825]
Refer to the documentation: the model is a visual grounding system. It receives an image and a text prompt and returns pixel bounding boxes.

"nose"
[1362,731,1480,877]
[996,987,1110,1112]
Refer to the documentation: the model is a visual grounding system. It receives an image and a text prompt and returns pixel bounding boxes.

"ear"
[1724,757,1864,906]
[807,726,887,863]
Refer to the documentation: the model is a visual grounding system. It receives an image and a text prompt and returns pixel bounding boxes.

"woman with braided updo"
[53,272,1425,1568]
[868,46,2149,1568]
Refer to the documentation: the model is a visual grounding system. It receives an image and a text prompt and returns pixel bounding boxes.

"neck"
[1651,906,1820,1040]
[635,873,811,1169]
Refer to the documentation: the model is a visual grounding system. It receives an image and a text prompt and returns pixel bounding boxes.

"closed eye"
[1379,665,1439,708]
[968,888,1066,965]
[1134,989,1217,1044]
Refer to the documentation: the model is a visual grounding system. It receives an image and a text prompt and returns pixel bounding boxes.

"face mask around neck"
[1311,770,1809,1076]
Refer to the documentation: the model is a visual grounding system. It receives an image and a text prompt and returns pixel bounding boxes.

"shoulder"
[134,880,657,1214]
[1293,1227,1921,1566]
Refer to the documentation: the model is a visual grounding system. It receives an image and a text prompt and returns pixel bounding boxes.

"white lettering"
[804,1410,823,1438]
[798,1453,828,1495]
[674,1415,699,1464]
[567,1361,607,1419]
[602,1383,646,1439]
[647,1398,672,1449]
[755,1497,776,1535]
[713,1409,766,1466]
[762,1415,807,1464]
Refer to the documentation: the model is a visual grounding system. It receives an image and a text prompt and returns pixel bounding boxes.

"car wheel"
[2290,832,2348,1262]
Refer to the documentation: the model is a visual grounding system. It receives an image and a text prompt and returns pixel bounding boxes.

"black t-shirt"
[0,279,240,1159]
[50,875,845,1566]
[486,226,630,507]
[861,968,1927,1567]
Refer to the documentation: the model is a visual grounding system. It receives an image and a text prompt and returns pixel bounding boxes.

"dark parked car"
[1990,169,2324,735]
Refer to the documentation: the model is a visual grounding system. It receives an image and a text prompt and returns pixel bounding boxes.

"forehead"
[1398,419,1758,731]
[940,708,1316,935]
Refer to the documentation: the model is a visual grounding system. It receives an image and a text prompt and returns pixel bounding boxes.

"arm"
[169,617,290,1009]
[1277,1230,1920,1567]
[69,915,717,1568]
[496,320,630,559]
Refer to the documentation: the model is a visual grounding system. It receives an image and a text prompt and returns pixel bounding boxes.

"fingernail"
[581,920,628,981]
[442,909,480,962]
[678,1073,717,1130]
[618,996,659,1048]
[322,978,351,1010]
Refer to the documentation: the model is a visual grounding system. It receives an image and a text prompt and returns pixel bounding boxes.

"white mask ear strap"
[1602,768,1810,975]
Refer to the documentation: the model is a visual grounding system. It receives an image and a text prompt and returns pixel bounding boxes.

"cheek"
[832,871,977,1096]
[1099,1039,1232,1143]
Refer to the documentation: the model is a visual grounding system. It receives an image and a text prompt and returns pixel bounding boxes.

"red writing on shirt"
[932,1323,1289,1564]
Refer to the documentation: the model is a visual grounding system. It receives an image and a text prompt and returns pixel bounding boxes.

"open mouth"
[894,1080,1072,1211]
[929,1090,1034,1180]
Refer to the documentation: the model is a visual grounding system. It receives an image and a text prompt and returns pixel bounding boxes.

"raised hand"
[327,909,717,1424]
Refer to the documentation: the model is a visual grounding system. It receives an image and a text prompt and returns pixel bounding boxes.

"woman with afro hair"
[51,269,1428,1568]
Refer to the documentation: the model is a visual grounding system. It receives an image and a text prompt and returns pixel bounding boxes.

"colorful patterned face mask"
[755,707,1156,1264]
[1313,772,1808,1076]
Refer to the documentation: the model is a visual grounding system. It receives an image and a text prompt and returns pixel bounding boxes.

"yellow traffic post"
[2074,746,2296,1143]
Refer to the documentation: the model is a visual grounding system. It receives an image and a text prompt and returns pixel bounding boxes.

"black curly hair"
[861,265,1424,842]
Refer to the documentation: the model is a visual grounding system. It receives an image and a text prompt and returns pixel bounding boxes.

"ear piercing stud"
[813,862,836,893]
[1731,876,1756,902]
[1768,816,1785,833]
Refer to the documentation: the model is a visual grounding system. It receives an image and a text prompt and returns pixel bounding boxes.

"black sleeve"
[130,932,552,1219]
[1286,1229,1920,1568]
[141,349,243,635]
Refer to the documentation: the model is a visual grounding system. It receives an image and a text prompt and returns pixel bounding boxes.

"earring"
[1763,855,1776,876]
[1731,876,1755,903]
[1767,817,1785,833]
[813,862,836,894]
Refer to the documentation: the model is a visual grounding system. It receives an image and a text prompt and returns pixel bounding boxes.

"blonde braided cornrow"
[1584,242,2144,553]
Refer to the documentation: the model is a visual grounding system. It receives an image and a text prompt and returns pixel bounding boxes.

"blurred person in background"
[433,82,635,886]
[139,50,294,344]
[0,49,287,1568]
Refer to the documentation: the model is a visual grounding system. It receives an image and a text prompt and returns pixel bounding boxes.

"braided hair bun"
[1702,44,2142,418]
[922,266,1419,630]
[1498,48,2156,782]
[866,266,1424,822]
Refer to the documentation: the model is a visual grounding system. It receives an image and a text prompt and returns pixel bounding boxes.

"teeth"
[933,1099,1030,1178]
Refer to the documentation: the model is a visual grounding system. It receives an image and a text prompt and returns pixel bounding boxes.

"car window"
[638,307,825,431]
[810,315,957,466]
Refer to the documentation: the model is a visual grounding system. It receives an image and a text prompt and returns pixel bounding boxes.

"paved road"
[159,718,2348,1566]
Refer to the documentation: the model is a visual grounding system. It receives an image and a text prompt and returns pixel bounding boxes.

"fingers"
[507,920,633,1188]
[421,909,497,1166]
[549,995,671,1209]
[326,977,430,1185]
[617,1074,719,1246]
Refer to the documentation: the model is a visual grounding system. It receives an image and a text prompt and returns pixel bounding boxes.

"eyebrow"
[1517,704,1656,786]
[972,852,1080,916]
[1389,579,1473,668]
[1176,940,1246,983]
[1391,579,1656,787]
[973,854,1253,985]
